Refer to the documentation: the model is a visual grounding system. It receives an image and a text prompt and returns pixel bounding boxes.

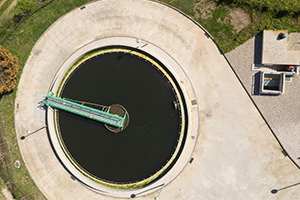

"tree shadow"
[0,90,14,102]
[254,32,263,65]
[275,11,290,19]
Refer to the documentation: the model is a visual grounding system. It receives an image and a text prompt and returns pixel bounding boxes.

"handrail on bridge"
[44,92,126,128]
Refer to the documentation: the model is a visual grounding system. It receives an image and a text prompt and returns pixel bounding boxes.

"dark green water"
[58,50,182,183]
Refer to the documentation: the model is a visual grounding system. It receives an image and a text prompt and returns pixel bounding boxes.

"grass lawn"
[160,0,238,52]
[160,0,300,53]
[0,0,14,17]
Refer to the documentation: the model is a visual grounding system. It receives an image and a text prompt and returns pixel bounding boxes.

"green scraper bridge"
[44,93,126,129]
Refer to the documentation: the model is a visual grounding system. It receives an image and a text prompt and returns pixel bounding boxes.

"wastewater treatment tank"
[52,47,188,189]
[15,1,204,198]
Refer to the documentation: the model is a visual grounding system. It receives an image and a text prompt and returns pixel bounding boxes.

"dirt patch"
[193,1,250,32]
[229,7,251,32]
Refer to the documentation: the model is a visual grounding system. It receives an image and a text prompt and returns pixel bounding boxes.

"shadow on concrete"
[37,100,47,110]
[271,181,300,194]
[20,124,47,140]
[252,72,260,95]
[254,33,263,64]
[252,72,280,97]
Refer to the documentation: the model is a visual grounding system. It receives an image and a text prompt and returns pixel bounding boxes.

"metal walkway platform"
[44,93,125,128]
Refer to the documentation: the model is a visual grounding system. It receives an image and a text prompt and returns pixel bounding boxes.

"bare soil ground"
[194,0,251,33]
[230,7,251,32]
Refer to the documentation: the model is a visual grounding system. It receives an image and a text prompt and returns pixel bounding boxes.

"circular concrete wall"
[15,0,202,198]
[48,41,191,190]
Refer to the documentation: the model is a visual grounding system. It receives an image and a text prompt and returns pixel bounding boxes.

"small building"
[256,30,300,95]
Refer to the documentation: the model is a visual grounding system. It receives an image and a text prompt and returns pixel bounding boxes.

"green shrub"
[14,0,35,16]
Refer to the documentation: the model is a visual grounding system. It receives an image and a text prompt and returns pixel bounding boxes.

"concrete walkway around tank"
[14,0,300,199]
[45,36,199,198]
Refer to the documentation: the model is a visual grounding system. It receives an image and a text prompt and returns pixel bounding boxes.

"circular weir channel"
[52,47,189,189]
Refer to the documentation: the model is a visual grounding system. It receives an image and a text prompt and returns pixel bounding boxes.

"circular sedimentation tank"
[15,0,202,198]
[52,47,188,189]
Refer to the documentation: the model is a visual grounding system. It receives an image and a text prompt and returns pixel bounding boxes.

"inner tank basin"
[46,39,197,198]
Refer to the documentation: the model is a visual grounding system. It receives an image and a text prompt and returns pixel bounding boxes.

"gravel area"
[226,32,300,168]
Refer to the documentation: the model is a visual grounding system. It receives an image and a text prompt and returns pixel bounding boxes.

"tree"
[0,45,19,94]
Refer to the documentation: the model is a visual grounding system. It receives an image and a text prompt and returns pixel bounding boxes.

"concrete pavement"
[226,32,300,180]
[15,0,300,199]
